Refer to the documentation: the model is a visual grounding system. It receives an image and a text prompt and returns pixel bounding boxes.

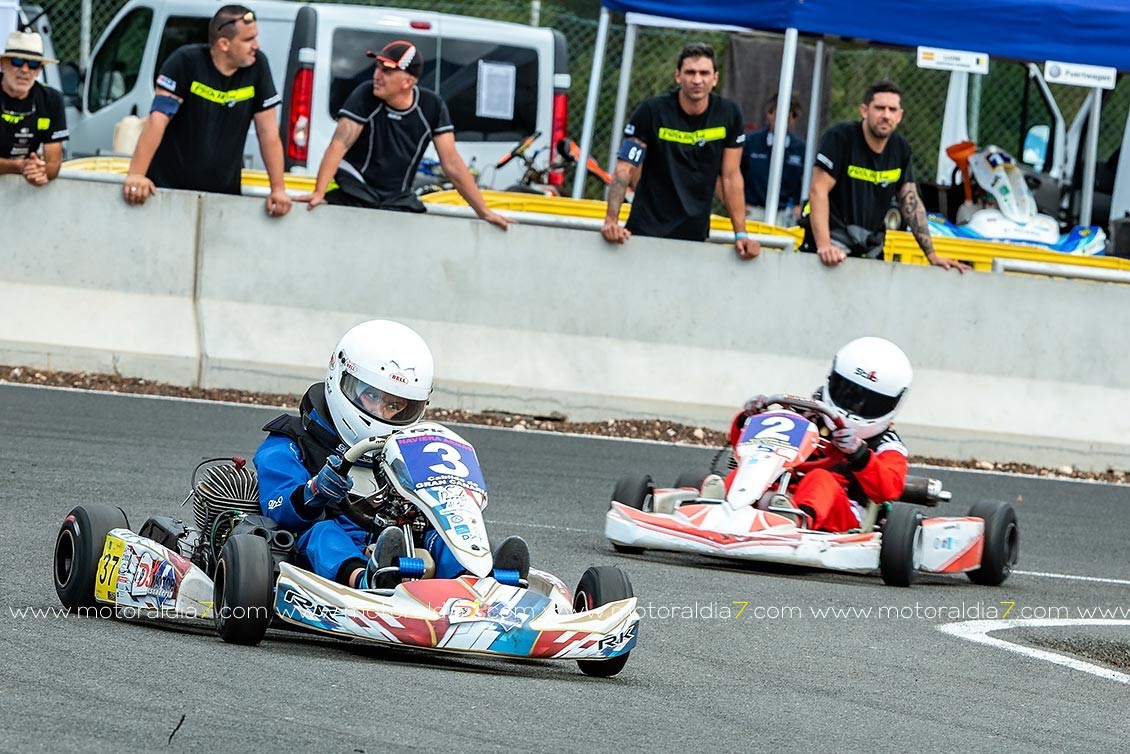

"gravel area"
[3,364,1126,484]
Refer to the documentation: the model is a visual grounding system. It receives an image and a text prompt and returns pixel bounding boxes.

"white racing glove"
[831,426,865,456]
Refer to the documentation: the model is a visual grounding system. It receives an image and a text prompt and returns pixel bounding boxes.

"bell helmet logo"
[390,373,408,384]
[854,367,878,382]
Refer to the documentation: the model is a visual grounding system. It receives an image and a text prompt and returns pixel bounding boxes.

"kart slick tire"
[610,474,653,554]
[673,469,709,491]
[215,534,274,646]
[574,566,635,678]
[966,500,1019,586]
[880,503,924,587]
[54,504,130,610]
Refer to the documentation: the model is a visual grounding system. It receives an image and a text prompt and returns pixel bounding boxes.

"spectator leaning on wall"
[803,79,967,271]
[296,39,509,229]
[0,31,67,186]
[602,42,759,260]
[122,4,291,217]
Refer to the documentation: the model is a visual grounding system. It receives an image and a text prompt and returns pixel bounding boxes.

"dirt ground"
[3,364,1125,485]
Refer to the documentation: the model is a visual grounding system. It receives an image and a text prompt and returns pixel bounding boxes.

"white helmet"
[822,336,912,439]
[324,320,434,446]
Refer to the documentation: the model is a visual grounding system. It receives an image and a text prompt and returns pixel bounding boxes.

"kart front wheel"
[574,566,635,678]
[673,469,709,491]
[966,500,1019,586]
[54,504,130,610]
[609,474,653,554]
[214,534,274,646]
[880,503,924,587]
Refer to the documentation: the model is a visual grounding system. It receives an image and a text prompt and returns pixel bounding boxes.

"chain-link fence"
[29,0,1130,198]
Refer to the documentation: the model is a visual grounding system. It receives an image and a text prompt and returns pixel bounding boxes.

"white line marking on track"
[939,619,1130,685]
[1013,570,1130,586]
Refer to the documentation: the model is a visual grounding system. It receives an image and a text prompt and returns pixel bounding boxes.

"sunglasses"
[6,57,42,70]
[216,10,255,32]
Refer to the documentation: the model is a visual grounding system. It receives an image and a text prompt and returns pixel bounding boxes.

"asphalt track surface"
[3,384,1129,753]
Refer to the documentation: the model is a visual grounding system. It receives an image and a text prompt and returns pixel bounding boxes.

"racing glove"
[303,455,353,508]
[743,394,770,415]
[831,427,870,468]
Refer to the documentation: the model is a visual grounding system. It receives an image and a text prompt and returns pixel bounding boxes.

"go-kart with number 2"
[604,395,1018,587]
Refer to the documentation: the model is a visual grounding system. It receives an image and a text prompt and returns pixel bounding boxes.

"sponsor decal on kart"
[114,545,181,609]
[444,597,528,631]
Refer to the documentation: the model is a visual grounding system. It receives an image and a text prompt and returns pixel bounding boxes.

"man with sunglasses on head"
[0,31,67,186]
[123,4,291,217]
[297,40,509,229]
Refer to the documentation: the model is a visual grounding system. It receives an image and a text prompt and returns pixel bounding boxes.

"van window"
[87,7,153,113]
[157,17,210,73]
[329,30,438,117]
[438,39,538,142]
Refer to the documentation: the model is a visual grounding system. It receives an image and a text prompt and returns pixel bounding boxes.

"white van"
[63,0,571,188]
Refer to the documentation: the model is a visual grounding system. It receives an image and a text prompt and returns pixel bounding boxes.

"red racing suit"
[726,410,909,532]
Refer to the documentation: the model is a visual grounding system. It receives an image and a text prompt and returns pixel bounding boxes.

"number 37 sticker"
[94,536,125,602]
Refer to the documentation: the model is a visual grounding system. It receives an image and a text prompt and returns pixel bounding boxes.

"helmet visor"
[341,373,427,427]
[828,371,902,419]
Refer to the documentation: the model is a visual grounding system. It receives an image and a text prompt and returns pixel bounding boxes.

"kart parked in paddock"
[54,422,638,677]
[604,395,1018,587]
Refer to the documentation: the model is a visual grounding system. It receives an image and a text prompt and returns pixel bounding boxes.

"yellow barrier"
[884,228,1130,272]
[421,189,804,248]
[61,156,319,193]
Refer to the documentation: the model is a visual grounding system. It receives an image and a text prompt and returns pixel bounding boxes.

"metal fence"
[32,0,1130,197]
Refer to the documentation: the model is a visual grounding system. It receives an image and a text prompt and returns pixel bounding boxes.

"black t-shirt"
[814,120,914,233]
[148,44,279,195]
[0,77,68,159]
[622,90,744,241]
[336,83,454,201]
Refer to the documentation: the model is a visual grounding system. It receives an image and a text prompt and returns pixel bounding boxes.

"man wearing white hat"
[0,30,67,186]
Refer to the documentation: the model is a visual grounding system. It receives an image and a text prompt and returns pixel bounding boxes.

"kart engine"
[191,457,261,533]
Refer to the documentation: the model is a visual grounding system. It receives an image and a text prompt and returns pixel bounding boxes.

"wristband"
[735,232,749,241]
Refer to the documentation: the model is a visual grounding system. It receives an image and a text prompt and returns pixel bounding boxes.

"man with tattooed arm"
[804,80,968,271]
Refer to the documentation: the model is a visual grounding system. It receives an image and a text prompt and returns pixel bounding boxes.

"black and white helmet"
[823,337,912,439]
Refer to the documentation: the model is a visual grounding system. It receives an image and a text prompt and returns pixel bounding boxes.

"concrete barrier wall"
[4,176,1129,470]
[0,176,200,382]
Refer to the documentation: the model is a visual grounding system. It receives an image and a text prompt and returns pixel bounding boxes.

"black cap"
[366,40,422,78]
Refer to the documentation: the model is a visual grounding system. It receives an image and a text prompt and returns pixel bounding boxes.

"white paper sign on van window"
[476,61,516,120]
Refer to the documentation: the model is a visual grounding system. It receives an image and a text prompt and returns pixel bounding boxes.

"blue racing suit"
[254,383,462,584]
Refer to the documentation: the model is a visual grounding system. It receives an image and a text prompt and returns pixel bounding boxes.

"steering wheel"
[761,394,844,429]
[332,436,395,527]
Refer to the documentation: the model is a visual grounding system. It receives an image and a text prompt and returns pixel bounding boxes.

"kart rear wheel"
[966,501,1019,586]
[610,474,653,554]
[574,566,635,678]
[214,534,274,646]
[53,504,130,610]
[673,469,709,490]
[880,503,923,587]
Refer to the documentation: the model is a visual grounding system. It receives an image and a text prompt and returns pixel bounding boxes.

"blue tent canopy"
[602,0,1130,71]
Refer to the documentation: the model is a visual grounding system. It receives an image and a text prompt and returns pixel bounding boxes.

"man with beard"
[804,80,967,271]
[0,31,67,186]
[123,4,291,217]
